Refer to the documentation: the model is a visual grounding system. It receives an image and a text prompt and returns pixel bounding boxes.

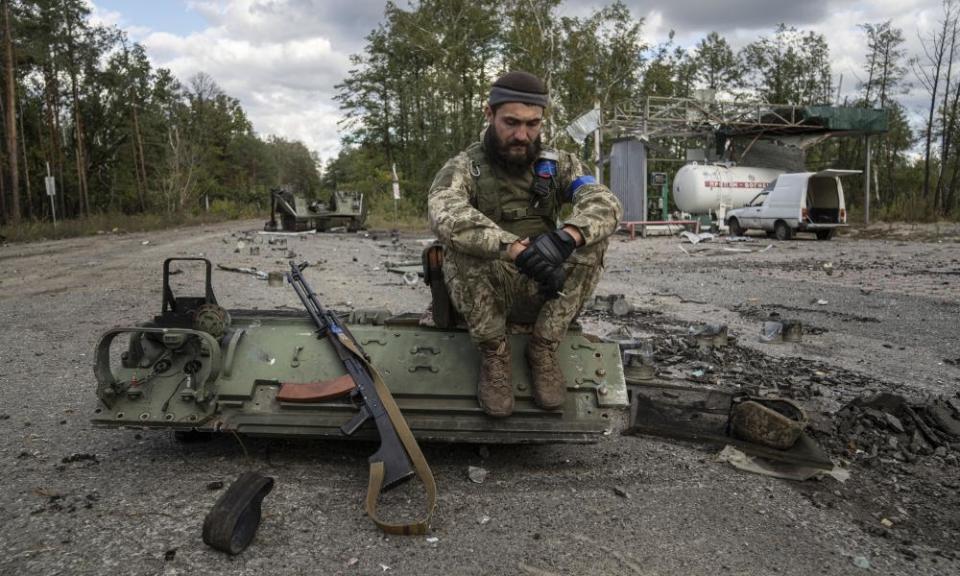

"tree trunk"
[0,147,6,223]
[133,100,148,207]
[129,92,146,212]
[923,63,943,202]
[936,22,958,214]
[70,74,88,216]
[923,11,953,203]
[3,0,20,224]
[17,93,31,219]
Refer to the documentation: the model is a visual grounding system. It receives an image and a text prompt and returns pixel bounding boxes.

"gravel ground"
[0,220,958,576]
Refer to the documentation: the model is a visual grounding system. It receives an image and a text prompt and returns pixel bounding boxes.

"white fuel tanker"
[673,163,785,216]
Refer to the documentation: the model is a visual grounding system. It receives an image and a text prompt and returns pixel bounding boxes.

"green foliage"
[740,24,833,104]
[333,0,646,212]
[692,32,740,92]
[0,1,320,227]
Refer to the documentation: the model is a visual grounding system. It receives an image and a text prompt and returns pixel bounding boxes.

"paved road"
[0,221,956,575]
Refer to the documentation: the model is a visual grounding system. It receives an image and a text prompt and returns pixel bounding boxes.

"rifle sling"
[338,333,438,535]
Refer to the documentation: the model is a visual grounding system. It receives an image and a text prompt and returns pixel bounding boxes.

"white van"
[724,169,857,240]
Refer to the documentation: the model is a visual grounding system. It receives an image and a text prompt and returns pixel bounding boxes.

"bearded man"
[427,71,622,418]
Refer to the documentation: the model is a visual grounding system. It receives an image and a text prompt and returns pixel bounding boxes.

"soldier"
[428,71,622,418]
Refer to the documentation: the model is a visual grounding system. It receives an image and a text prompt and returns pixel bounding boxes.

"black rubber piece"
[202,471,275,555]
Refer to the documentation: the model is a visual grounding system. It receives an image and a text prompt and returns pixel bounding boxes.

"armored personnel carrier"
[264,188,366,232]
[92,258,628,444]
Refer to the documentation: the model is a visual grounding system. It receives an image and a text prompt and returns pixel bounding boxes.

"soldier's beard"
[484,126,542,175]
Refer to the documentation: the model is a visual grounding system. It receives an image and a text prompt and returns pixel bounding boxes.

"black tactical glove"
[516,229,577,299]
[537,266,567,299]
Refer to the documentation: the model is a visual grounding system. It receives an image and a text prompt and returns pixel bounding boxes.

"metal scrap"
[625,382,835,471]
[717,445,849,482]
[680,231,715,244]
[216,264,268,280]
[468,466,489,484]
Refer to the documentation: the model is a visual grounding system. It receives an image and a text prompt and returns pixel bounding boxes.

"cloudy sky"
[90,0,943,164]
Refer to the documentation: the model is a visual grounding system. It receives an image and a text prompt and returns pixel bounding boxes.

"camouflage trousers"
[442,240,607,344]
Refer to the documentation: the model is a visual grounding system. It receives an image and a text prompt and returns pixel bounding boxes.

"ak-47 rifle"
[286,262,436,534]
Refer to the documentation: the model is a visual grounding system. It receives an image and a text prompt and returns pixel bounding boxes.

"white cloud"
[100,0,947,164]
[130,2,361,165]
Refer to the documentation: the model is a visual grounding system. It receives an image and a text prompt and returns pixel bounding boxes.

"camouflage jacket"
[428,139,622,260]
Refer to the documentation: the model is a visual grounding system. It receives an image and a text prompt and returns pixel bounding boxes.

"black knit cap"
[489,71,549,108]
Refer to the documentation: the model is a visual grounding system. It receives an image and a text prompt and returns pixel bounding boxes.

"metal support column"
[864,136,871,226]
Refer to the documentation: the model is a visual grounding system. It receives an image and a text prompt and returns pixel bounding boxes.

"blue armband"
[566,175,597,200]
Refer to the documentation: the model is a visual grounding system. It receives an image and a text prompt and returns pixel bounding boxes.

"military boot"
[526,335,566,410]
[477,337,514,418]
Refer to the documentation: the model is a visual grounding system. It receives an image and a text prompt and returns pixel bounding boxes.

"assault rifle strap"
[338,333,438,535]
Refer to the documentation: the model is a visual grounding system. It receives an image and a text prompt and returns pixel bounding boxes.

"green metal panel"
[802,106,888,134]
[92,312,627,444]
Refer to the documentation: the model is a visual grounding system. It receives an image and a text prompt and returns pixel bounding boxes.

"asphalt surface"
[0,220,957,576]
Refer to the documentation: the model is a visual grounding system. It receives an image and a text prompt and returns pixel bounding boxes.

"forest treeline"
[0,0,320,228]
[3,0,960,230]
[329,0,960,221]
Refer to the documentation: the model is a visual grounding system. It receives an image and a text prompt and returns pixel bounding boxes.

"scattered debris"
[688,324,728,349]
[202,471,274,555]
[217,264,268,280]
[622,344,656,381]
[717,445,849,482]
[822,262,834,275]
[680,231,715,244]
[613,486,630,498]
[589,294,632,316]
[821,392,960,463]
[206,481,224,491]
[61,453,98,464]
[258,230,315,236]
[345,557,360,567]
[626,383,835,470]
[730,398,807,449]
[760,321,783,343]
[425,536,439,544]
[759,320,802,343]
[468,466,488,484]
[852,556,870,570]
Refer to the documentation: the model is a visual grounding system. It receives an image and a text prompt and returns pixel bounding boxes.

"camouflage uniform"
[428,138,622,344]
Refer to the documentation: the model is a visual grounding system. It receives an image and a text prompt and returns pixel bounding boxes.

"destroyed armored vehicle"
[264,188,366,232]
[92,258,627,445]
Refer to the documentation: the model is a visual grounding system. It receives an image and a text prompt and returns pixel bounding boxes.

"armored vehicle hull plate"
[92,312,627,444]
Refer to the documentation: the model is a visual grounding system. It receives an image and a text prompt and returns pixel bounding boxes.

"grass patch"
[1,202,262,243]
[365,210,430,232]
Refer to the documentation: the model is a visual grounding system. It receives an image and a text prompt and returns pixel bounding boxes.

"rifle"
[286,262,436,533]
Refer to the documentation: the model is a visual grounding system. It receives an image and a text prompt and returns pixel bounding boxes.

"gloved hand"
[516,229,577,299]
[537,266,567,299]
